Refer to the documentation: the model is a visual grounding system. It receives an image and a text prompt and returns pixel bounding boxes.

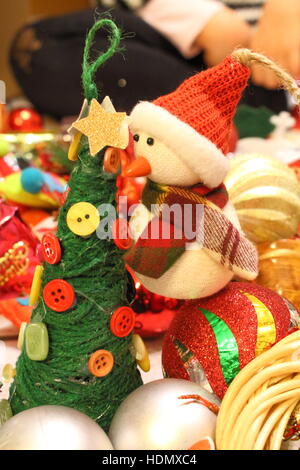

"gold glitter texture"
[73,98,128,156]
[256,239,300,312]
[0,241,29,287]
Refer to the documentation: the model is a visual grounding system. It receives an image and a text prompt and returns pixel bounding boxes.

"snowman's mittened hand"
[124,217,186,279]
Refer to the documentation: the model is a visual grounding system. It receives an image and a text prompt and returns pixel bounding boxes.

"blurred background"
[1,0,91,101]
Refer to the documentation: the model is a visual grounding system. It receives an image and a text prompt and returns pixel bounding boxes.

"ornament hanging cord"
[233,49,300,106]
[82,18,122,103]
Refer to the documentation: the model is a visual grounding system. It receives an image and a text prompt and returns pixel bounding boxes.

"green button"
[25,322,49,361]
[0,400,13,426]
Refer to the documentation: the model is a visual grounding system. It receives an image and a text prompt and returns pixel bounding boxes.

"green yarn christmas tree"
[9,19,142,431]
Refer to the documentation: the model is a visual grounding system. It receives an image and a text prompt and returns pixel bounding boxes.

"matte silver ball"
[0,406,113,450]
[109,378,220,450]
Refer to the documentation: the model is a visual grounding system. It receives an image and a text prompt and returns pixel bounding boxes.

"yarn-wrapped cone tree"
[9,19,142,431]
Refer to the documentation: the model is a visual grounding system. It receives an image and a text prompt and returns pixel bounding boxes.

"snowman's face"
[132,131,200,186]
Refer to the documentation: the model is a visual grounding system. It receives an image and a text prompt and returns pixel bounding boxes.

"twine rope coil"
[216,330,300,450]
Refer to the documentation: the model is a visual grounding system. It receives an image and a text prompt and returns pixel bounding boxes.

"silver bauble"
[0,405,113,450]
[109,378,220,450]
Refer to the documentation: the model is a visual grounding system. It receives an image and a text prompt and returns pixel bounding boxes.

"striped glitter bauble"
[162,282,300,398]
[225,154,300,244]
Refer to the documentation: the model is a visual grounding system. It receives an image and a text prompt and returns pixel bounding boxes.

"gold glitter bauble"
[225,154,300,243]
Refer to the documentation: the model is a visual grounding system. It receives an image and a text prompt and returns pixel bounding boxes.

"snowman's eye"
[147,137,154,146]
[133,134,139,142]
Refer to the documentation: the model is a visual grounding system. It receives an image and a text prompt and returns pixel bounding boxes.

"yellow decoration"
[216,330,300,450]
[68,132,82,161]
[225,154,300,243]
[72,98,128,156]
[242,292,276,356]
[29,265,44,307]
[0,172,62,209]
[66,202,100,237]
[2,364,16,381]
[132,334,150,372]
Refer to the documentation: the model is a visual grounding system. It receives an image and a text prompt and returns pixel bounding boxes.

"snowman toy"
[123,49,300,300]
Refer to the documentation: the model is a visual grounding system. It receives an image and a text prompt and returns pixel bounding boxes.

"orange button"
[103,147,121,174]
[43,279,75,312]
[112,218,133,250]
[110,306,135,338]
[88,349,114,377]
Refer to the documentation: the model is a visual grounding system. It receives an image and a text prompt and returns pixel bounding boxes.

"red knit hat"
[130,55,250,188]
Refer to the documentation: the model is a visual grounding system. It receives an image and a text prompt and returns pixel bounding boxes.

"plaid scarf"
[124,180,258,281]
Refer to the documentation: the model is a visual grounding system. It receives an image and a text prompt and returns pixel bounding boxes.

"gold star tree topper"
[72,98,129,156]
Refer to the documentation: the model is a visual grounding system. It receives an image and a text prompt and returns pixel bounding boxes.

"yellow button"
[17,322,27,350]
[68,132,82,161]
[2,364,16,382]
[66,202,100,237]
[29,265,44,306]
[132,334,150,372]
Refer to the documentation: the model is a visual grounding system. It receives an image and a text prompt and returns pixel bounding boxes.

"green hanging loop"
[82,18,122,103]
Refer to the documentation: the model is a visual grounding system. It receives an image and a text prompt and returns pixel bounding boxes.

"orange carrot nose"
[125,157,152,177]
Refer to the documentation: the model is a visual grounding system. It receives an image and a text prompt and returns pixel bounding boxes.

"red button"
[43,279,75,312]
[41,233,62,265]
[110,306,136,337]
[112,218,133,250]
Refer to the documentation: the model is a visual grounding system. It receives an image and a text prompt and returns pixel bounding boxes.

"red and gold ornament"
[162,282,300,399]
[0,201,39,298]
